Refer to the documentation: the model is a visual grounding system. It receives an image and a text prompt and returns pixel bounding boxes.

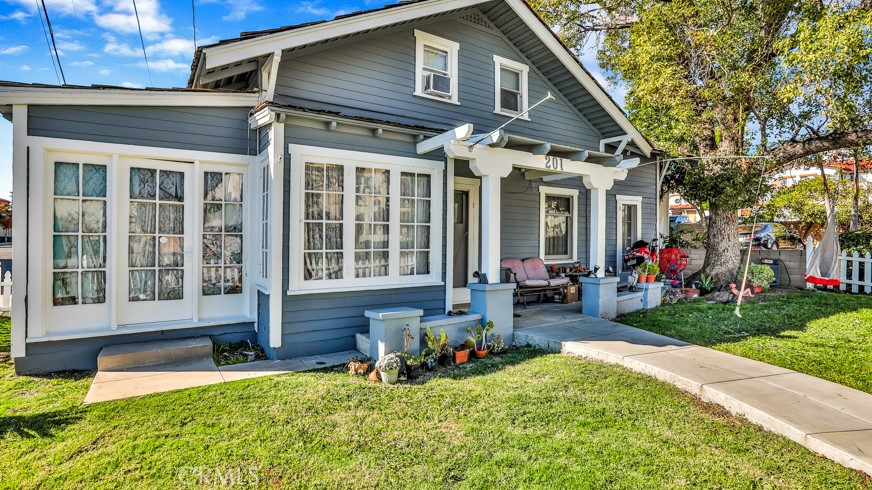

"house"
[0,0,662,374]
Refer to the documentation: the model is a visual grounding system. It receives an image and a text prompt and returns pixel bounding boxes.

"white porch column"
[583,174,618,278]
[469,159,512,282]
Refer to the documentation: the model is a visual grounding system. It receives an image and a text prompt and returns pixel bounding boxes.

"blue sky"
[0,0,625,201]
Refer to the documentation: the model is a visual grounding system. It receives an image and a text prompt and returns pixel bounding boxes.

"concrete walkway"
[84,350,359,404]
[514,303,872,476]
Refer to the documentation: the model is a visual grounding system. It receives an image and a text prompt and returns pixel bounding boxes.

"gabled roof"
[191,0,652,156]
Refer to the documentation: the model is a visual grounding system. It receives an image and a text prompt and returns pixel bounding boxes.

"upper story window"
[414,30,460,104]
[493,55,529,119]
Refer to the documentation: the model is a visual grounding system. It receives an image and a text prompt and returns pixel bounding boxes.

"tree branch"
[766,128,872,164]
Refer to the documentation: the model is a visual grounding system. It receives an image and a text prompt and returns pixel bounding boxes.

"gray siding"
[274,12,603,150]
[16,323,255,374]
[258,125,272,154]
[606,163,658,267]
[256,290,273,359]
[278,124,446,359]
[28,106,255,155]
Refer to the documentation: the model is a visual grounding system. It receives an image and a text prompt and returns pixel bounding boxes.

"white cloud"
[19,64,31,71]
[99,68,111,76]
[57,40,86,52]
[0,10,31,22]
[1,45,29,55]
[295,2,349,18]
[147,37,205,58]
[70,60,95,67]
[201,0,264,22]
[103,35,139,57]
[93,0,172,38]
[121,81,141,88]
[140,58,188,72]
[5,0,97,16]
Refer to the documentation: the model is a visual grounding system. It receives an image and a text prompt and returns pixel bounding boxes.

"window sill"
[494,110,530,121]
[287,280,445,296]
[543,257,577,265]
[414,92,460,105]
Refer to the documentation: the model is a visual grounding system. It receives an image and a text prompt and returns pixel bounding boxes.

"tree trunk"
[698,204,741,284]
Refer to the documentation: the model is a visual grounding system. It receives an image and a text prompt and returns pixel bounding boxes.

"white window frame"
[615,195,643,272]
[256,153,270,289]
[288,144,444,295]
[538,186,578,263]
[414,30,460,105]
[493,55,529,120]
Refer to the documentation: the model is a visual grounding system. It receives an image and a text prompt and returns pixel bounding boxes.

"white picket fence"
[805,237,872,294]
[0,271,10,313]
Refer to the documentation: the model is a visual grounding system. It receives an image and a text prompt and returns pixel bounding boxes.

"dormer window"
[493,55,529,119]
[414,30,459,104]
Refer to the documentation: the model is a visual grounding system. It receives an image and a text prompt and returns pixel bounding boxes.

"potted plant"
[739,263,775,293]
[693,274,715,295]
[635,265,648,283]
[645,262,660,282]
[466,321,494,359]
[425,327,452,366]
[488,334,506,355]
[375,353,401,385]
[453,344,470,364]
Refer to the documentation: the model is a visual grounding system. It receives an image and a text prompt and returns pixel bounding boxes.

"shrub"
[375,353,401,372]
[738,263,775,288]
[839,231,872,255]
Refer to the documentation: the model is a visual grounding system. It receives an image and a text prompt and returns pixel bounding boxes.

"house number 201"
[545,156,564,171]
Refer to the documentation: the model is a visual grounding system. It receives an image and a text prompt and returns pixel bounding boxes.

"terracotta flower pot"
[752,285,763,294]
[368,369,380,382]
[682,288,700,299]
[454,349,469,365]
[638,273,648,282]
[646,275,656,283]
[473,348,488,359]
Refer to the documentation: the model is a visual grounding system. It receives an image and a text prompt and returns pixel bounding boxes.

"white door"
[117,160,194,325]
[452,177,479,305]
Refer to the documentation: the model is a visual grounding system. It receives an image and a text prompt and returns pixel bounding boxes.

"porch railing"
[0,271,10,313]
[805,236,872,294]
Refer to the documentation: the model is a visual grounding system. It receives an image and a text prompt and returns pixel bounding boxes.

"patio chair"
[501,257,571,308]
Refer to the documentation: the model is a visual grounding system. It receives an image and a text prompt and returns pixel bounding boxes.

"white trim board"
[615,194,643,272]
[493,54,530,120]
[0,87,258,107]
[538,186,579,264]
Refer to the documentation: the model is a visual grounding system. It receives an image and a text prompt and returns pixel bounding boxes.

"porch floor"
[83,350,359,404]
[513,302,872,476]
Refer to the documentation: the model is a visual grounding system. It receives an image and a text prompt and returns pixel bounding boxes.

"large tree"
[530,0,872,282]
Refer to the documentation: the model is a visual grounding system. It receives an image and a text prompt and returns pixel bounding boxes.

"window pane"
[372,224,389,249]
[373,196,389,222]
[500,67,520,90]
[416,199,431,223]
[416,251,430,275]
[129,270,156,301]
[158,203,184,235]
[225,204,243,233]
[224,173,243,202]
[203,203,223,232]
[53,235,78,269]
[128,236,156,268]
[158,269,184,300]
[158,236,184,267]
[159,170,185,202]
[304,252,323,280]
[81,271,106,304]
[324,194,343,221]
[204,172,224,201]
[324,252,343,279]
[400,225,415,249]
[305,193,323,220]
[223,235,243,265]
[325,164,343,192]
[400,198,415,223]
[82,164,107,198]
[416,174,431,198]
[372,250,389,277]
[305,163,323,191]
[325,223,343,250]
[355,168,373,194]
[355,223,371,250]
[416,225,430,249]
[355,195,372,222]
[202,266,223,295]
[54,199,79,233]
[400,173,415,197]
[546,196,571,214]
[202,234,222,265]
[223,266,242,294]
[423,46,448,72]
[129,202,156,234]
[400,251,415,275]
[355,251,372,278]
[500,89,520,112]
[81,200,106,233]
[54,162,80,197]
[53,271,78,306]
[305,223,323,251]
[130,168,157,200]
[545,215,569,257]
[81,235,106,269]
[373,169,389,195]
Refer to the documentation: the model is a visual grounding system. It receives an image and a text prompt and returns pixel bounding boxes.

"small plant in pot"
[453,344,470,364]
[739,263,775,293]
[375,353,402,385]
[692,274,716,296]
[466,321,494,359]
[635,265,648,283]
[645,262,660,283]
[488,334,506,355]
[425,327,452,366]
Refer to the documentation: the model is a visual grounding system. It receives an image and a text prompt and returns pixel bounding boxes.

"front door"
[452,178,479,305]
[117,160,194,325]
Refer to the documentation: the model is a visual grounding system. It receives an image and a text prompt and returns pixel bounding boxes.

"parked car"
[670,215,691,225]
[738,223,804,250]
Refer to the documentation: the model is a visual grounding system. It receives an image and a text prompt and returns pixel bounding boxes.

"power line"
[35,0,61,84]
[192,0,197,49]
[131,0,153,87]
[40,0,66,85]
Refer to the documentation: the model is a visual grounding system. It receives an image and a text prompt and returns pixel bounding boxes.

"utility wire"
[35,0,61,85]
[132,0,153,87]
[192,0,197,49]
[40,0,66,85]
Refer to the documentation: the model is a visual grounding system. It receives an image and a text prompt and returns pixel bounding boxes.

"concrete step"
[355,332,370,356]
[97,337,213,371]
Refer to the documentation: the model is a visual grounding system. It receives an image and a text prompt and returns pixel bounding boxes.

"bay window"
[289,145,444,293]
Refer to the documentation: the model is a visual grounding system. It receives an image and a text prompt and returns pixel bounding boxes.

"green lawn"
[618,290,872,394]
[0,317,869,488]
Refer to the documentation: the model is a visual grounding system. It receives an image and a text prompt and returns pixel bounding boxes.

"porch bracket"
[416,124,473,154]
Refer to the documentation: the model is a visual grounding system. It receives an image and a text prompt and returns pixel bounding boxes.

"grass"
[618,289,872,394]
[0,318,869,488]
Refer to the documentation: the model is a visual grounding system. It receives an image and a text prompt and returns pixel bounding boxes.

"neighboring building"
[668,193,703,223]
[0,197,10,242]
[0,0,658,373]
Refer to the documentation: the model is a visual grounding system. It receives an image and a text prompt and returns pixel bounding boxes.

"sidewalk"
[514,311,872,476]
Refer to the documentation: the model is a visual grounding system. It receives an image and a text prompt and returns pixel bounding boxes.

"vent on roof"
[460,11,494,31]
